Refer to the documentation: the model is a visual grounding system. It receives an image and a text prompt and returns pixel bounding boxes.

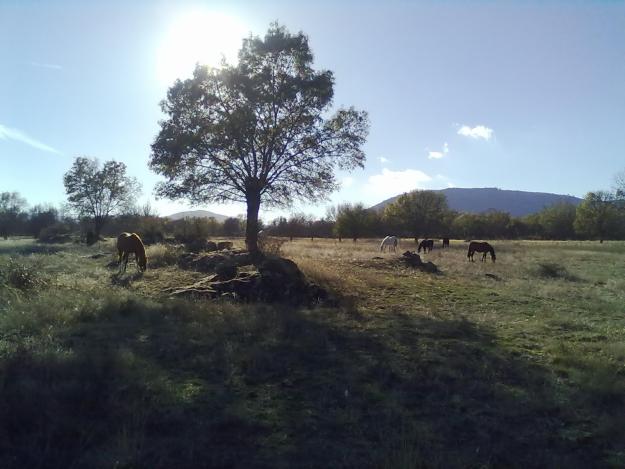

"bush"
[138,217,167,245]
[173,218,211,245]
[37,223,72,243]
[535,262,577,281]
[145,244,181,268]
[259,236,286,256]
[1,258,47,291]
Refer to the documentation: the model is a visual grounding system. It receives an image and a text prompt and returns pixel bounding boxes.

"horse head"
[138,253,148,271]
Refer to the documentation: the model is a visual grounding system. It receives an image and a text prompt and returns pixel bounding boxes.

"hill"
[371,187,582,217]
[166,209,229,222]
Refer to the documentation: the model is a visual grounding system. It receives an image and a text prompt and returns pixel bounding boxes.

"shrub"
[535,262,577,281]
[259,236,286,256]
[173,218,212,245]
[37,223,72,243]
[138,217,166,245]
[145,244,181,268]
[1,258,47,291]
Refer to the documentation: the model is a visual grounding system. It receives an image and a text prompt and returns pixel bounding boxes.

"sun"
[157,9,248,86]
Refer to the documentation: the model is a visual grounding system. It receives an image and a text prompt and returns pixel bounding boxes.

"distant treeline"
[2,188,625,243]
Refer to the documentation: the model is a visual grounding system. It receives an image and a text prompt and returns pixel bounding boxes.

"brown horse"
[117,232,147,272]
[442,238,450,248]
[417,239,434,253]
[467,241,496,262]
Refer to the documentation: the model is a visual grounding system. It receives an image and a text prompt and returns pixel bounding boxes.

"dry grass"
[1,237,625,468]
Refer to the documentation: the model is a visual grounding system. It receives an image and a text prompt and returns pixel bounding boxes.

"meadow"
[1,237,624,468]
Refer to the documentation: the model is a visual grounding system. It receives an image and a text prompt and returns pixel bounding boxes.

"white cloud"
[365,168,432,201]
[457,125,493,140]
[342,176,354,188]
[427,142,449,159]
[29,61,62,70]
[378,156,389,163]
[0,124,61,154]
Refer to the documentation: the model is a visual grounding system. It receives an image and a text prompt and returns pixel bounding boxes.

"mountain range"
[166,210,229,222]
[371,187,582,217]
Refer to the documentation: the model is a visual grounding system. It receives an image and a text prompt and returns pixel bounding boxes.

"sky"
[1,0,624,220]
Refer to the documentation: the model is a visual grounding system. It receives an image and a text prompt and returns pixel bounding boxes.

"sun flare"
[157,9,248,86]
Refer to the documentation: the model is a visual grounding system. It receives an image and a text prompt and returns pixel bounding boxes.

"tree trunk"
[94,216,105,239]
[245,191,261,255]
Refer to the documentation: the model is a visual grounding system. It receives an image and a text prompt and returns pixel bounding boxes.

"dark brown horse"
[117,232,147,272]
[467,241,496,262]
[442,238,450,248]
[417,239,434,253]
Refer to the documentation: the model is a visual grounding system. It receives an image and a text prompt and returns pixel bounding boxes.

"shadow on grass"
[0,242,67,256]
[0,299,615,468]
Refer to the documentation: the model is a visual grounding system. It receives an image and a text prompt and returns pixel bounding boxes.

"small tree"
[0,192,27,239]
[28,204,58,238]
[334,203,373,241]
[222,217,244,237]
[538,202,577,239]
[574,191,622,241]
[63,157,141,239]
[150,24,369,254]
[384,190,449,241]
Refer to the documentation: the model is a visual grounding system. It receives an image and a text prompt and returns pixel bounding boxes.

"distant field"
[1,237,624,468]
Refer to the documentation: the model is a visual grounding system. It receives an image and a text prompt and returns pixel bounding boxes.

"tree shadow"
[0,243,66,256]
[0,300,613,468]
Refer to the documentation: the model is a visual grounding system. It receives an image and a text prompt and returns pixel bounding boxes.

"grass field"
[1,237,624,468]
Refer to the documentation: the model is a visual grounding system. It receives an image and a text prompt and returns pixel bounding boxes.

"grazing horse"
[467,241,496,262]
[442,238,450,248]
[380,235,398,252]
[117,232,147,273]
[417,239,434,253]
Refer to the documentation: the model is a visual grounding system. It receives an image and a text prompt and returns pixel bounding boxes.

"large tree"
[384,190,449,241]
[150,24,369,254]
[63,157,141,239]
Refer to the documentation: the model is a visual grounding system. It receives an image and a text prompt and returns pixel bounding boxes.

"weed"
[145,243,181,268]
[535,262,578,281]
[259,236,287,256]
[1,258,47,291]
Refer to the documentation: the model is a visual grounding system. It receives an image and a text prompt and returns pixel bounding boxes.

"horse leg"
[123,252,129,273]
[117,249,123,272]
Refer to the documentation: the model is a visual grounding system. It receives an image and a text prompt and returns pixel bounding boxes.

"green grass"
[1,237,624,468]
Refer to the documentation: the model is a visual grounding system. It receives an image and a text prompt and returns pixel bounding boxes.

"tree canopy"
[574,191,623,241]
[63,157,141,238]
[150,23,369,253]
[384,190,450,240]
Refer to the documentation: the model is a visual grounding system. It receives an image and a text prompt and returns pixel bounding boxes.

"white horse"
[380,235,398,252]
